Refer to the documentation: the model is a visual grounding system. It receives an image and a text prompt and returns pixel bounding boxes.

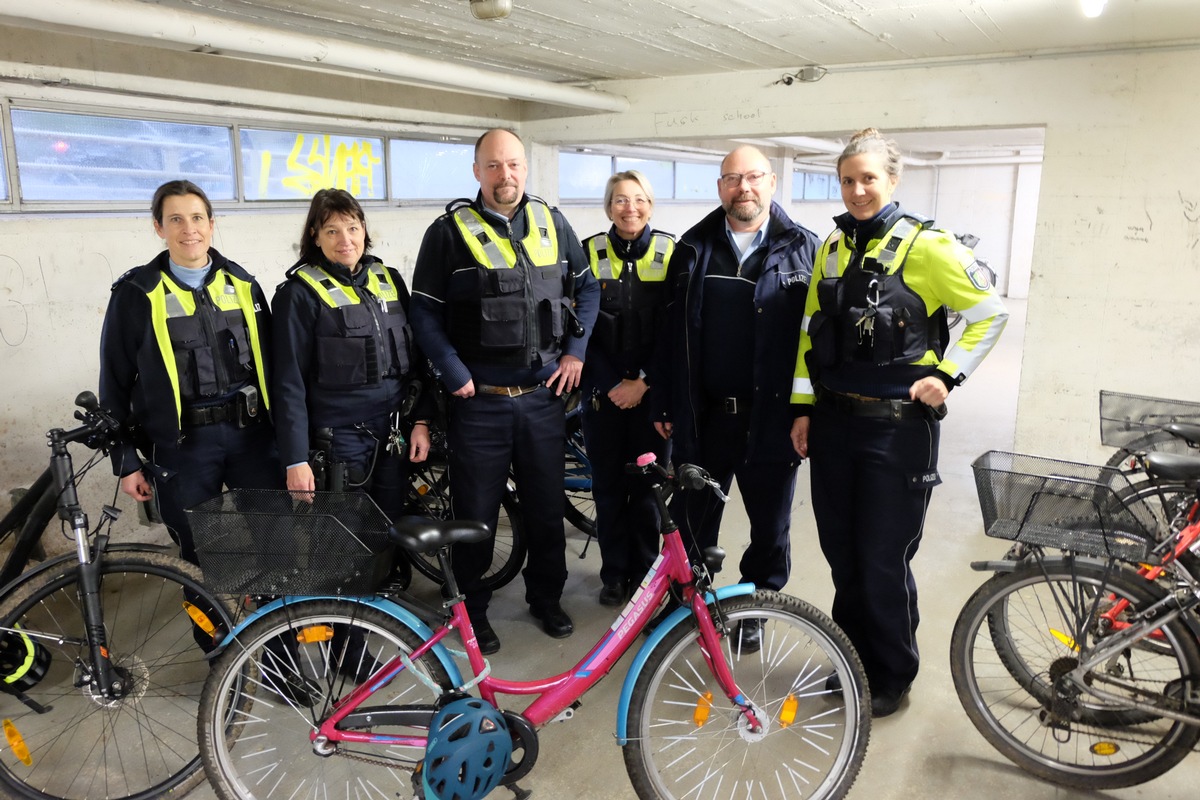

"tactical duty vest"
[146,269,267,424]
[585,231,673,356]
[807,216,945,372]
[447,200,568,367]
[293,262,413,388]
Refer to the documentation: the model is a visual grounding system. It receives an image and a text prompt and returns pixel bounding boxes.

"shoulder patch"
[965,260,993,291]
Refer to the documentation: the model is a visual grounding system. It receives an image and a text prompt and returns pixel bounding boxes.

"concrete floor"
[190,297,1197,799]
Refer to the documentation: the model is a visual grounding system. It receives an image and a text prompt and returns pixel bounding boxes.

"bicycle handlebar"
[50,390,123,451]
[628,453,729,503]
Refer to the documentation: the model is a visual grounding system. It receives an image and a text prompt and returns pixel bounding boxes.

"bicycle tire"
[1103,430,1199,474]
[0,551,236,800]
[406,463,526,591]
[198,600,452,800]
[950,560,1200,790]
[622,591,870,800]
[563,416,596,538]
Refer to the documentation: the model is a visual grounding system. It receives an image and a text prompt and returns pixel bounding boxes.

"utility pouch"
[236,385,259,427]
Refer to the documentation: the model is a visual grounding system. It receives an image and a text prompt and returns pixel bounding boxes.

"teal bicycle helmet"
[422,697,512,800]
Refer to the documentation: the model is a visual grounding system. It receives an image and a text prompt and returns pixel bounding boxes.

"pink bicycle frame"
[313,518,761,748]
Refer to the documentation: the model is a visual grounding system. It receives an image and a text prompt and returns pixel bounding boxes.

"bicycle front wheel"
[950,559,1200,790]
[0,551,236,800]
[198,600,452,800]
[623,592,870,800]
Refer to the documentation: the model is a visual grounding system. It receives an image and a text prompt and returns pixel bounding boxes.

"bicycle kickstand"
[506,782,532,799]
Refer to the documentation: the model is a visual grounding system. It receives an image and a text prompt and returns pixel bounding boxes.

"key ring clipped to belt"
[866,277,880,311]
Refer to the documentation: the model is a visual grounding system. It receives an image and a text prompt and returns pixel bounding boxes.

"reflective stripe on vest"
[451,202,559,270]
[587,233,674,281]
[294,263,400,308]
[824,217,923,278]
[146,269,268,426]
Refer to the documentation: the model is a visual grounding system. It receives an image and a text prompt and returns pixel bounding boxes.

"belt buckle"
[889,400,904,421]
[724,397,739,414]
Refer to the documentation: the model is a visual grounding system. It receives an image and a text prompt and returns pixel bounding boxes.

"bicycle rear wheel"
[950,559,1200,790]
[623,592,870,800]
[406,463,526,590]
[0,551,236,800]
[198,600,453,800]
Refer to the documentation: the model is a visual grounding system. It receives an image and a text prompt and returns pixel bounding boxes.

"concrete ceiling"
[8,0,1200,162]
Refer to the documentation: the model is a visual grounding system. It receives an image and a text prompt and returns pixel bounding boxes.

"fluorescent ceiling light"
[1081,0,1106,18]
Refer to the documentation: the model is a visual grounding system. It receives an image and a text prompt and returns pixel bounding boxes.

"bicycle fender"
[216,595,463,686]
[614,582,756,745]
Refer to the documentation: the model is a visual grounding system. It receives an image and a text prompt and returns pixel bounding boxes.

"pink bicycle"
[192,456,869,800]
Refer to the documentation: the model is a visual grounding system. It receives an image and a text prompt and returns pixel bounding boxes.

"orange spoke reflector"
[693,691,713,727]
[1091,741,1120,757]
[183,602,216,634]
[416,483,431,496]
[4,719,31,765]
[1049,628,1079,652]
[779,693,798,727]
[296,625,336,644]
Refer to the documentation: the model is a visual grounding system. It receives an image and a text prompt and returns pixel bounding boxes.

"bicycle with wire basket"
[191,453,870,800]
[0,391,238,800]
[949,449,1200,790]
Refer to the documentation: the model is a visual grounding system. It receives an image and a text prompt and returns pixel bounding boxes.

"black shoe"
[472,614,501,655]
[599,582,627,607]
[270,672,319,708]
[870,686,911,718]
[379,557,412,594]
[732,618,762,655]
[644,596,681,635]
[530,602,574,639]
[825,673,843,696]
[337,647,385,684]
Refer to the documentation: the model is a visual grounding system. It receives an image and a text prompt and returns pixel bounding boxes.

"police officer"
[581,170,693,606]
[654,146,818,653]
[410,128,599,654]
[100,180,280,565]
[790,128,1009,717]
[272,189,431,543]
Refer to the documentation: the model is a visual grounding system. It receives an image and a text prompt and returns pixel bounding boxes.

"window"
[241,128,385,201]
[11,109,233,202]
[793,169,840,202]
[559,152,612,199]
[675,162,720,200]
[615,157,673,198]
[390,140,477,201]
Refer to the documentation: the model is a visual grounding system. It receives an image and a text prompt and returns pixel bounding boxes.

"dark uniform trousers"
[448,388,567,616]
[808,403,940,697]
[150,419,280,565]
[674,408,796,592]
[326,413,409,524]
[580,391,668,588]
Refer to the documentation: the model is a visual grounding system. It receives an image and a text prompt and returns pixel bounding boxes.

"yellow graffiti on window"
[258,134,381,198]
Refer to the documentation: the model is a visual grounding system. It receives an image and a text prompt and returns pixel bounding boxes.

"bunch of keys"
[857,278,881,346]
[385,409,406,455]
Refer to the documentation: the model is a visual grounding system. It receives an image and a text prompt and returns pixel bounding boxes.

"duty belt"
[816,389,938,421]
[711,397,751,415]
[475,383,543,398]
[181,399,241,426]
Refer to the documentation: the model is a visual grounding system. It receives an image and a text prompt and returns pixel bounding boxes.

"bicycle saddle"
[1163,422,1200,447]
[1144,451,1200,483]
[390,516,492,554]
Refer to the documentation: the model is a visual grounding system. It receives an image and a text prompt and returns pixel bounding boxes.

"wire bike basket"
[1099,390,1200,450]
[188,489,394,595]
[971,450,1161,564]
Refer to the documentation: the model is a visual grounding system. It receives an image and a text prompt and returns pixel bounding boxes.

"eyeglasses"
[612,196,649,208]
[719,170,771,188]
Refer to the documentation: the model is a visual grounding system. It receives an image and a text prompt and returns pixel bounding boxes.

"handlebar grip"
[75,390,100,411]
[676,464,710,492]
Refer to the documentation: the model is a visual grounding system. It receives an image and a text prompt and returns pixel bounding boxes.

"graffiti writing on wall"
[259,134,382,198]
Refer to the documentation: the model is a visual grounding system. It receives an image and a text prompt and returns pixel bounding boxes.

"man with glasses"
[653,145,818,652]
[410,128,599,655]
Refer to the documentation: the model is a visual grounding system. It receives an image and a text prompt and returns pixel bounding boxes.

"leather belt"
[817,389,930,421]
[181,400,240,426]
[712,397,751,414]
[475,383,543,398]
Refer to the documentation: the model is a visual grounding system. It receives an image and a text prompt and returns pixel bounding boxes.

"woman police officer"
[789,128,1008,717]
[100,180,281,565]
[580,170,692,606]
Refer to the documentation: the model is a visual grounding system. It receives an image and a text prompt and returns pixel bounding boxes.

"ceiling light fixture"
[1080,0,1106,18]
[470,0,513,20]
[774,65,828,86]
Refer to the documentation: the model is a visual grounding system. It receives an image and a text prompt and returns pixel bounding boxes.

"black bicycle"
[0,391,237,800]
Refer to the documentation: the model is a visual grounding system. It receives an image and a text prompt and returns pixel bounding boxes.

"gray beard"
[725,198,764,223]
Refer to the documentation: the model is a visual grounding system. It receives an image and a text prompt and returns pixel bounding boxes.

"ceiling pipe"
[0,0,630,113]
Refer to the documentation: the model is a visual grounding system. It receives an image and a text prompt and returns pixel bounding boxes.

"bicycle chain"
[1052,672,1200,753]
[334,745,419,772]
